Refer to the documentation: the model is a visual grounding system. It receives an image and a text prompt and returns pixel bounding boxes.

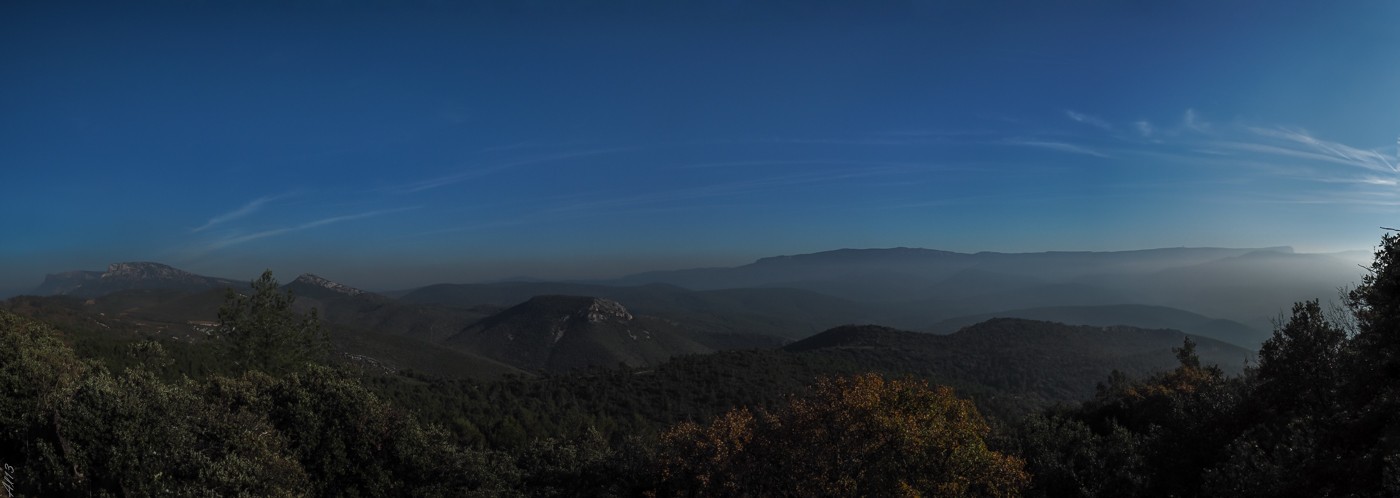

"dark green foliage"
[1343,233,1400,493]
[250,365,513,497]
[1006,413,1146,497]
[218,270,330,374]
[1351,233,1400,364]
[0,310,310,496]
[1012,339,1248,497]
[46,368,311,496]
[0,306,516,496]
[512,429,652,498]
[655,374,1030,497]
[1013,232,1400,497]
[361,350,835,451]
[0,309,89,496]
[1255,300,1347,413]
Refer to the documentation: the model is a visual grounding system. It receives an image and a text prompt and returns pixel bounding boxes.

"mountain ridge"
[34,262,242,298]
[290,273,368,297]
[26,244,1357,348]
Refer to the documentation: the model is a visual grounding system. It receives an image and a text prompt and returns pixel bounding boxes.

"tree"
[217,270,330,374]
[1023,232,1400,497]
[1255,300,1348,416]
[1174,336,1202,370]
[1346,232,1400,425]
[1016,337,1246,497]
[656,373,1029,497]
[1350,232,1400,370]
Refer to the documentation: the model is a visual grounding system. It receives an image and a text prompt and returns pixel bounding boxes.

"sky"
[3,1,1399,292]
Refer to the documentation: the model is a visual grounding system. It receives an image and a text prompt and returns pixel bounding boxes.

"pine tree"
[217,270,330,374]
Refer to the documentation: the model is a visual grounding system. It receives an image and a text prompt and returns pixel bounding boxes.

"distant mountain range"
[614,246,1294,296]
[21,245,1367,360]
[611,246,1362,335]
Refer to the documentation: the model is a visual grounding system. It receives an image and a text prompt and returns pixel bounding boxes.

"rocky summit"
[102,262,207,284]
[291,273,366,297]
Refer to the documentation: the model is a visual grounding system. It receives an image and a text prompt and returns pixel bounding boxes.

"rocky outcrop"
[291,273,366,296]
[446,295,707,372]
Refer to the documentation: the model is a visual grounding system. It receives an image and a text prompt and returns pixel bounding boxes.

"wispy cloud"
[201,207,419,251]
[1251,193,1400,207]
[1246,127,1397,173]
[670,159,945,170]
[1183,108,1209,132]
[478,139,594,153]
[669,159,838,170]
[752,137,946,146]
[1309,176,1400,187]
[545,164,941,215]
[192,194,285,232]
[389,147,641,194]
[1066,110,1112,130]
[1004,139,1110,158]
[1210,141,1390,173]
[1055,108,1397,192]
[1134,120,1154,138]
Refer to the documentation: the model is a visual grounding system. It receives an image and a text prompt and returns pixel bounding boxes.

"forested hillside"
[3,234,1400,496]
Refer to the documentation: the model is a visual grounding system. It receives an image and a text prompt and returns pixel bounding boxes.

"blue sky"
[3,1,1398,291]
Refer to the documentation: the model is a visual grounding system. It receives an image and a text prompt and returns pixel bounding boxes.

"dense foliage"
[0,313,515,496]
[656,374,1029,496]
